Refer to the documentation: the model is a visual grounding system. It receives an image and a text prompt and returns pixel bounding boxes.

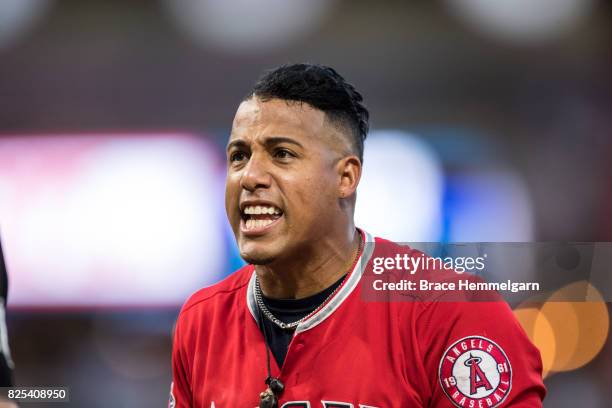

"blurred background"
[0,0,611,406]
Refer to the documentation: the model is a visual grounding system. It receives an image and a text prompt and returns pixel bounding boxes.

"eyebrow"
[226,139,248,152]
[226,136,304,152]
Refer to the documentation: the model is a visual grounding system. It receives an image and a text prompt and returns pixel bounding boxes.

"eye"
[273,148,295,160]
[229,150,248,163]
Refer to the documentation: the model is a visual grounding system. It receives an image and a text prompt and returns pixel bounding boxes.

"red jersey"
[170,231,545,407]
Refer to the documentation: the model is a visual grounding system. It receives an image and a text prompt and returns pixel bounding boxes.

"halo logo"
[439,336,512,407]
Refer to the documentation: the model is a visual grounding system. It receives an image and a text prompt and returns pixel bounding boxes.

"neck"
[256,227,361,299]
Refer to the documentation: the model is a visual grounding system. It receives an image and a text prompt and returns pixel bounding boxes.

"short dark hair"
[246,63,369,162]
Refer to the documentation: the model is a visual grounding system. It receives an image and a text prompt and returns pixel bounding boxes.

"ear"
[337,155,362,198]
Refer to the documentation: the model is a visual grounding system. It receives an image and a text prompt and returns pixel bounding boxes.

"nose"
[240,152,271,192]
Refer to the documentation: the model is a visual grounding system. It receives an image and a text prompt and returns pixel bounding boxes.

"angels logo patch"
[439,336,512,408]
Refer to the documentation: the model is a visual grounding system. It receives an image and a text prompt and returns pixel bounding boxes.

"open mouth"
[240,204,283,232]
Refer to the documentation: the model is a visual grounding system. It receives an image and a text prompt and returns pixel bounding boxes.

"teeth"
[243,205,281,215]
[245,218,275,230]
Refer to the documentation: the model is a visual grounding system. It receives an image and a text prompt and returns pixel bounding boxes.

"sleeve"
[169,315,192,408]
[416,300,546,407]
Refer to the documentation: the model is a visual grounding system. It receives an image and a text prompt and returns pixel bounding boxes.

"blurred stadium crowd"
[0,0,611,406]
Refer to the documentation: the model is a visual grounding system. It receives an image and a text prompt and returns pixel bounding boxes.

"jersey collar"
[246,229,375,334]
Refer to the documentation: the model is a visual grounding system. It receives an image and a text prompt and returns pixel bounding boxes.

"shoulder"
[179,264,254,317]
[172,265,254,356]
[370,234,421,258]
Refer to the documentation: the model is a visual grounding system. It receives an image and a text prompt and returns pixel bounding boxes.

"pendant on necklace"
[259,376,284,408]
[259,387,277,408]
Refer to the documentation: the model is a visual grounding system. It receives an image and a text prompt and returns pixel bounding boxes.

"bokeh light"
[0,0,52,50]
[355,130,443,242]
[546,282,609,372]
[514,281,610,379]
[446,0,595,45]
[445,171,534,242]
[513,307,556,378]
[0,134,227,306]
[163,0,335,54]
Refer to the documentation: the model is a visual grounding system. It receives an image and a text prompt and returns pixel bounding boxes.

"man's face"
[225,97,350,264]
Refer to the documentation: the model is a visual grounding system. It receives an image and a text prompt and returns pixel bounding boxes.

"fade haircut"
[246,63,369,162]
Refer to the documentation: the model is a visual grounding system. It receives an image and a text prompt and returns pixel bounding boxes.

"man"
[0,235,18,408]
[170,64,545,407]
